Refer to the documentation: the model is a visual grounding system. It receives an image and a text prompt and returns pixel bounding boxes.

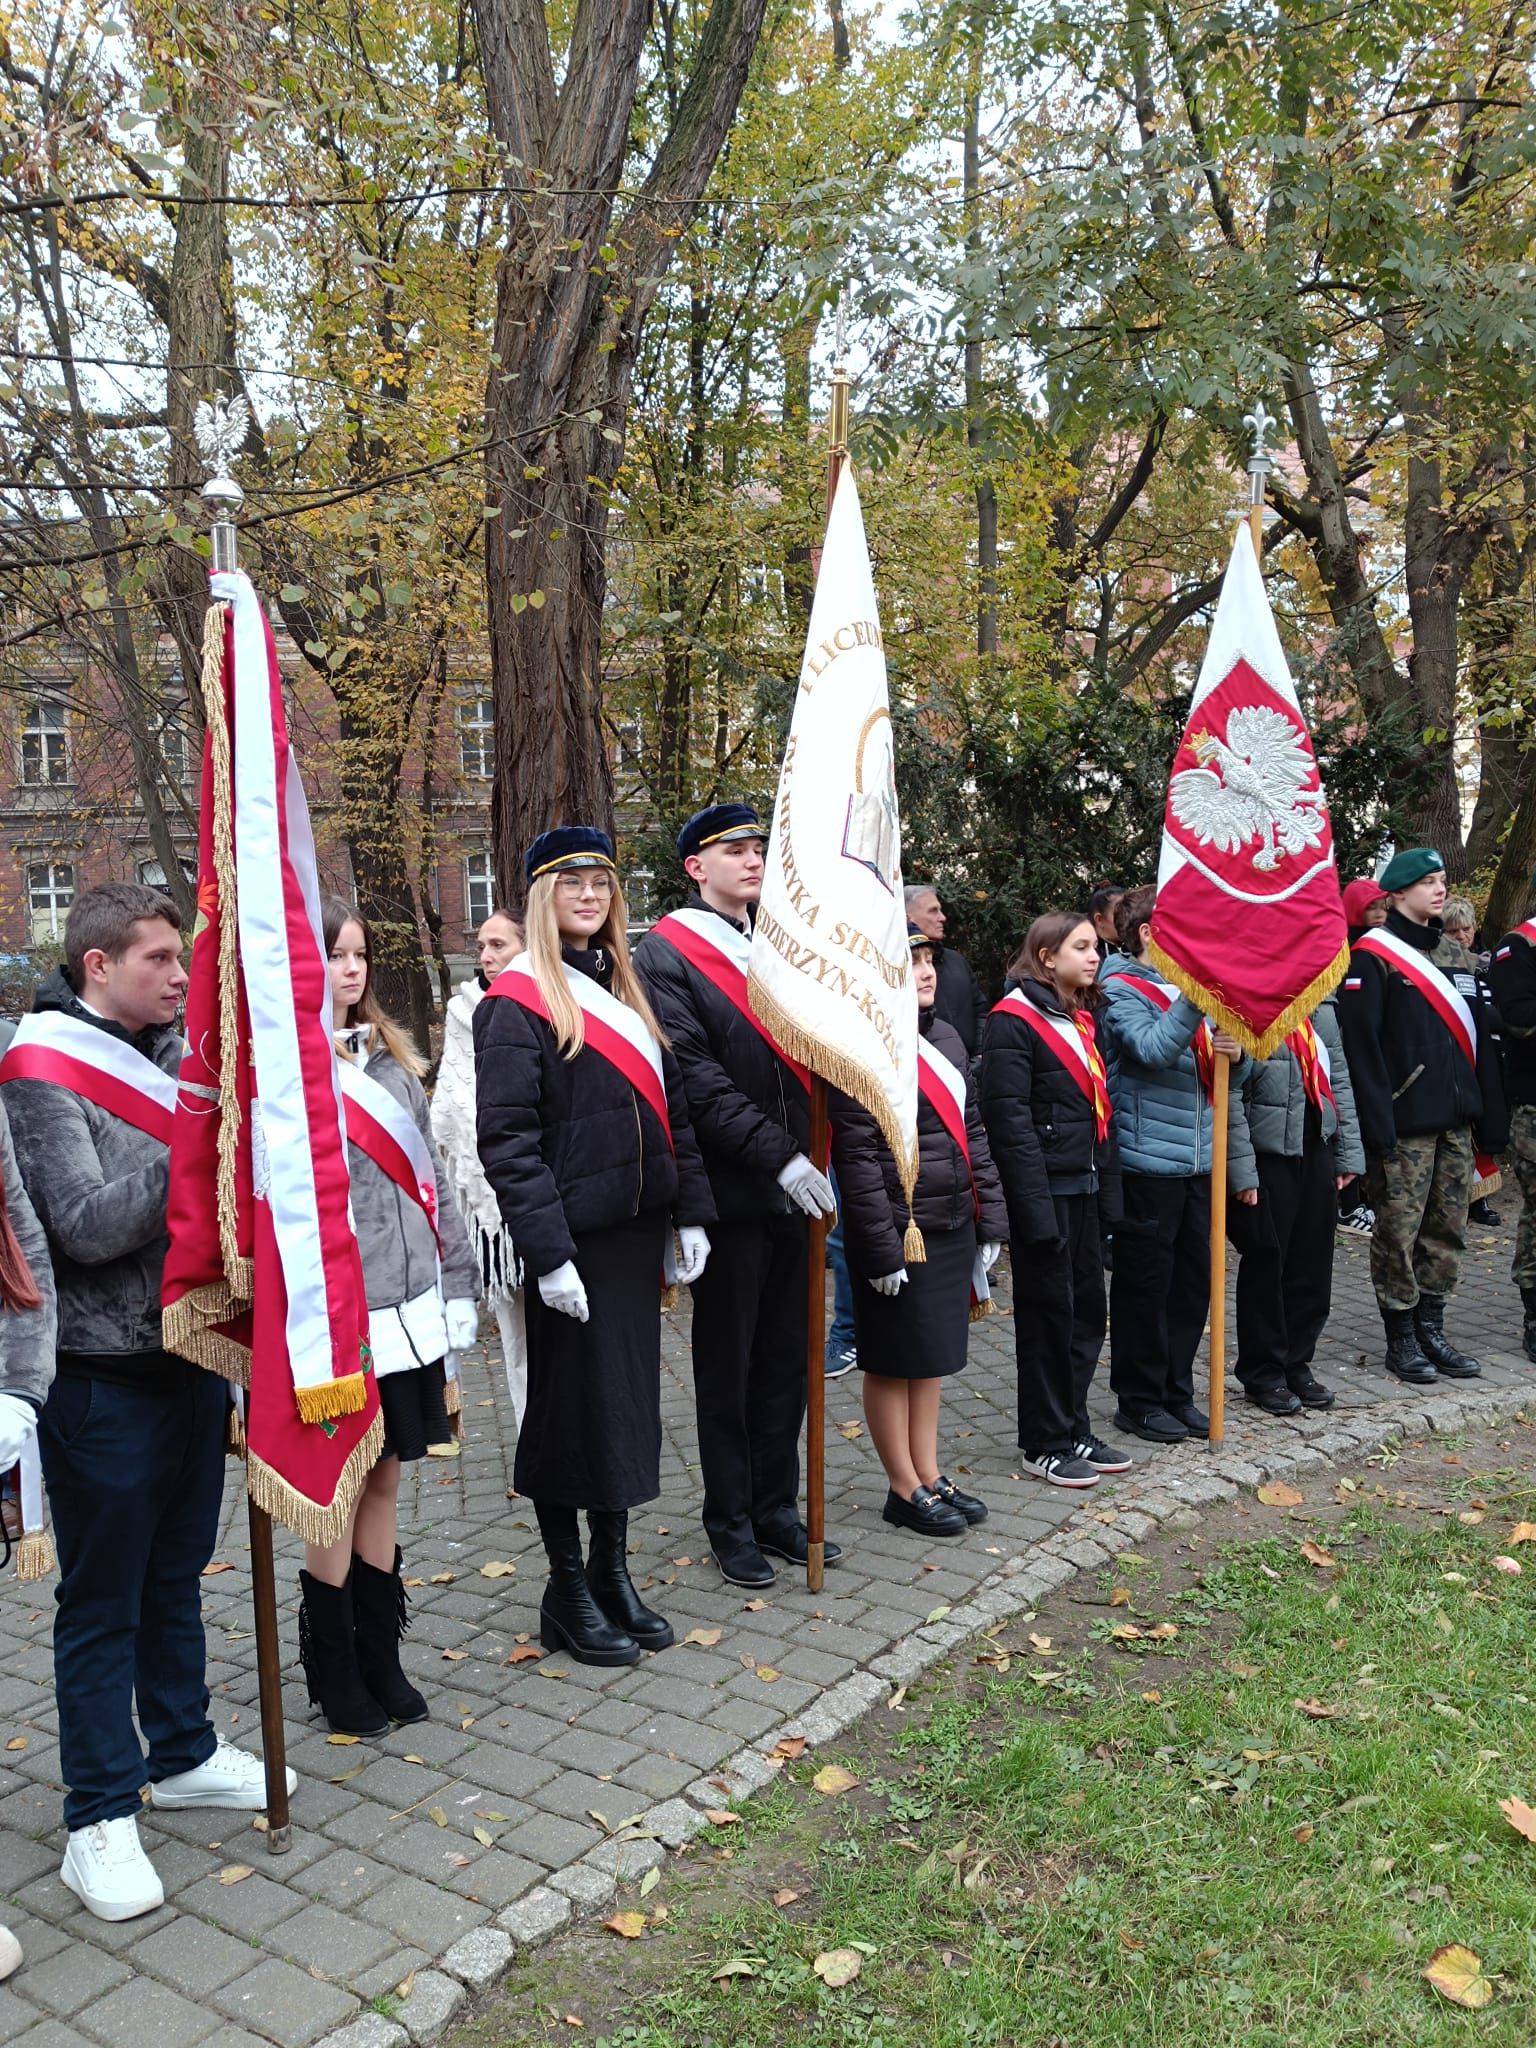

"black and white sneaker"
[1020,1450,1100,1490]
[1073,1434,1133,1474]
[823,1346,857,1380]
[1336,1207,1374,1239]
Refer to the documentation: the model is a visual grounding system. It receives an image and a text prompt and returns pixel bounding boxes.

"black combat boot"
[1413,1294,1481,1378]
[297,1571,390,1737]
[1382,1308,1437,1385]
[352,1549,430,1725]
[586,1510,674,1650]
[535,1504,640,1666]
[1522,1287,1536,1364]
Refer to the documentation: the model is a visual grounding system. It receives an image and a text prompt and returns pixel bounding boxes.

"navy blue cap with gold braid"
[525,825,617,887]
[907,922,942,953]
[676,802,764,863]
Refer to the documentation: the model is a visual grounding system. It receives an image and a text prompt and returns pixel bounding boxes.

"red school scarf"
[1284,1017,1336,1114]
[1116,971,1217,1103]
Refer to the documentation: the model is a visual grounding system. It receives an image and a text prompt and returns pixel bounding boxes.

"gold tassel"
[293,1371,371,1424]
[903,1216,927,1263]
[226,1401,247,1459]
[443,1371,462,1417]
[245,1414,384,1548]
[16,1530,53,1581]
[660,1283,679,1312]
[1145,936,1352,1061]
[968,1298,995,1324]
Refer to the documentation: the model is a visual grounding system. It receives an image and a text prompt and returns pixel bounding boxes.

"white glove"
[777,1153,837,1217]
[980,1242,1002,1274]
[0,1393,36,1471]
[538,1261,589,1322]
[869,1269,907,1297]
[674,1225,711,1285]
[445,1298,480,1352]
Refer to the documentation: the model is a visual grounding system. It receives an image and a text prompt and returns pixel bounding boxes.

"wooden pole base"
[246,1496,292,1854]
[806,1540,825,1595]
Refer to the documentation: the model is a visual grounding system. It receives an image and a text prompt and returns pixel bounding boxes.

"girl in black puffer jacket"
[831,927,1008,1539]
[981,911,1124,1491]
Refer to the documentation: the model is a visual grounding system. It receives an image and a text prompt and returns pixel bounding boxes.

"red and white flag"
[1148,527,1348,1056]
[162,570,380,1545]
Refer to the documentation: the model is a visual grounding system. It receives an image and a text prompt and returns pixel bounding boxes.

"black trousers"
[1229,1140,1338,1391]
[689,1215,807,1554]
[1013,1192,1105,1457]
[39,1365,227,1830]
[1108,1173,1211,1414]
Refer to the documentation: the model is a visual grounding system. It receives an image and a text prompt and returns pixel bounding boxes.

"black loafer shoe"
[753,1523,843,1567]
[1286,1372,1335,1410]
[711,1544,776,1590]
[931,1474,988,1524]
[882,1485,967,1537]
[1244,1384,1302,1416]
[1169,1401,1209,1437]
[1113,1405,1187,1444]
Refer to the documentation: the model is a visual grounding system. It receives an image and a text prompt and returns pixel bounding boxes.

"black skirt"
[514,1212,667,1510]
[850,1223,975,1380]
[377,1361,452,1463]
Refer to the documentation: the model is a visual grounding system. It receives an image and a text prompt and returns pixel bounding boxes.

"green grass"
[487,1504,1536,2047]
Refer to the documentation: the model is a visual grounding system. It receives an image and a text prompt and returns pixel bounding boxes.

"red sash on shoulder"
[1116,971,1216,1102]
[916,1035,972,1174]
[0,1011,176,1146]
[487,958,674,1152]
[1285,1017,1336,1114]
[337,1057,441,1249]
[992,991,1112,1139]
[1353,929,1476,1069]
[651,909,811,1094]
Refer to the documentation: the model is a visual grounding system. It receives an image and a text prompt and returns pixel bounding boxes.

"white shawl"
[430,979,520,1302]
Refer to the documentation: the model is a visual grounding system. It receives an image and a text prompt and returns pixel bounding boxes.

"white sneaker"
[0,1924,20,1981]
[60,1816,164,1922]
[150,1734,298,1811]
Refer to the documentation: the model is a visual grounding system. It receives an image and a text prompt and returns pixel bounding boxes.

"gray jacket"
[344,1034,478,1312]
[1228,998,1366,1193]
[0,1099,56,1407]
[3,969,179,1358]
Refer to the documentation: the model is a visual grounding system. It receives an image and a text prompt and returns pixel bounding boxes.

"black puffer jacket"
[634,901,805,1223]
[474,946,715,1278]
[830,1010,1007,1277]
[979,978,1121,1244]
[1338,910,1509,1158]
[1488,924,1536,1108]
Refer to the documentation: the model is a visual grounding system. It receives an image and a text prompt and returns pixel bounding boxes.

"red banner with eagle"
[1148,526,1349,1057]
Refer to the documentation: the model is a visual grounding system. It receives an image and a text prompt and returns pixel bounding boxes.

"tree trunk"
[963,10,997,658]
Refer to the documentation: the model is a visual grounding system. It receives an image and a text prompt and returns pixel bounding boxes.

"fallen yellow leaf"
[429,1571,456,1584]
[395,1969,416,2000]
[770,1735,807,1760]
[604,1912,647,1940]
[703,1808,741,1827]
[813,1948,862,1988]
[1257,1480,1304,1507]
[1299,1540,1337,1569]
[836,1420,863,1440]
[756,1666,780,1683]
[1294,1697,1339,1719]
[427,1806,447,1827]
[1499,1795,1536,1844]
[714,1959,759,1982]
[1508,1521,1536,1546]
[479,1559,517,1578]
[325,1732,360,1745]
[441,1648,469,1662]
[1109,1587,1131,1607]
[3,1736,25,1752]
[1028,1632,1052,1652]
[505,1645,543,1664]
[1423,1944,1494,2009]
[218,1864,254,1885]
[472,1825,493,1847]
[639,1866,660,1898]
[200,1561,236,1576]
[812,1765,860,1797]
[683,1627,723,1648]
[742,1597,768,1612]
[772,1886,801,1907]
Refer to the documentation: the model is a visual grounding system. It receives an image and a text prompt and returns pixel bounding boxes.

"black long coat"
[979,978,1121,1243]
[830,1011,1007,1277]
[474,948,716,1279]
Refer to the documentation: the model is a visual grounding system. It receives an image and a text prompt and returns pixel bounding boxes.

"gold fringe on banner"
[245,1414,385,1549]
[1145,936,1352,1062]
[162,1290,252,1388]
[226,1399,247,1458]
[1473,1167,1503,1200]
[198,600,246,1283]
[746,967,923,1241]
[293,1372,371,1425]
[968,1298,995,1325]
[15,1531,53,1582]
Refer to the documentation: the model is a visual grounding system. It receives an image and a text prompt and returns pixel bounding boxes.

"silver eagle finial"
[194,393,250,474]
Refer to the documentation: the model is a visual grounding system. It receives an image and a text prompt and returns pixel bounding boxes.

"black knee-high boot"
[586,1510,673,1650]
[352,1549,430,1726]
[297,1571,390,1737]
[535,1504,639,1666]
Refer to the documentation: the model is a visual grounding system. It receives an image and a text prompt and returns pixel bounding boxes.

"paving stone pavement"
[0,1217,1531,2045]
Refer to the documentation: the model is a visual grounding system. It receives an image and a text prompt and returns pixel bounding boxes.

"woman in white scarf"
[431,911,527,1425]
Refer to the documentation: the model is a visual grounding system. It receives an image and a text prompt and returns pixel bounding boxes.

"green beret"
[1379,847,1445,892]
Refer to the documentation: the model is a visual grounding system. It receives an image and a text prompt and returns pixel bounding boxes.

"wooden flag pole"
[805,307,853,1593]
[203,438,291,1853]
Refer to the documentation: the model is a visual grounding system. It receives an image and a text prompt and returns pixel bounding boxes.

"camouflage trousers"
[1363,1125,1474,1313]
[1511,1105,1536,1290]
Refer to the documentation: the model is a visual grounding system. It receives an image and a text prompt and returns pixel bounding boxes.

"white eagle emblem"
[1170,704,1326,873]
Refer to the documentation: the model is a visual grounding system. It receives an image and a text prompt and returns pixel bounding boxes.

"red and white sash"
[915,1033,992,1314]
[651,908,811,1093]
[992,991,1113,1139]
[0,1011,177,1146]
[337,1056,440,1248]
[488,957,673,1151]
[1285,1017,1336,1114]
[1116,971,1217,1101]
[1353,928,1477,1068]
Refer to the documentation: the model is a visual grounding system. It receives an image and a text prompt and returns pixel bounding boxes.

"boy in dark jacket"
[635,803,840,1589]
[1338,849,1508,1384]
[1486,882,1536,1356]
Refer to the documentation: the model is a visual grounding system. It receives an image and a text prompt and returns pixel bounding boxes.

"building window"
[464,852,495,929]
[137,857,196,893]
[26,861,73,942]
[459,696,494,780]
[19,698,70,787]
[156,686,194,787]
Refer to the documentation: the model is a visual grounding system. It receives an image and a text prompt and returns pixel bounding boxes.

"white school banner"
[748,462,920,1215]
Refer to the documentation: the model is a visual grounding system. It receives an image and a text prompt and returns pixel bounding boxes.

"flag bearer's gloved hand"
[979,1242,1002,1273]
[869,1270,907,1298]
[445,1299,480,1352]
[0,1394,35,1471]
[777,1154,837,1217]
[674,1226,711,1284]
[538,1262,589,1323]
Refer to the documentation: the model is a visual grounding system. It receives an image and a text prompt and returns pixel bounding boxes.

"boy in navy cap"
[636,803,842,1588]
[1338,849,1507,1384]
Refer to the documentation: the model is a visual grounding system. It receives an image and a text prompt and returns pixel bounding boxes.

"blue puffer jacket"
[1098,954,1246,1177]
